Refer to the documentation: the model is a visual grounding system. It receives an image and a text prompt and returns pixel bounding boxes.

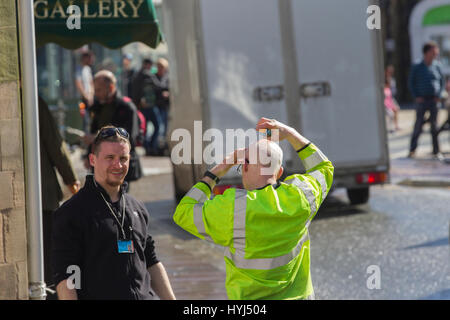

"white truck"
[161,0,390,205]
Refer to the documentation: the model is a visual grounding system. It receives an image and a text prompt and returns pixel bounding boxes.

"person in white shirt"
[75,51,95,133]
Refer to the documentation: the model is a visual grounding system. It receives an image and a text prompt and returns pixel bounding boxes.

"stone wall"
[0,0,28,300]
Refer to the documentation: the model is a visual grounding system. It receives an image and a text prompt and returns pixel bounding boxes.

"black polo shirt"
[52,175,159,300]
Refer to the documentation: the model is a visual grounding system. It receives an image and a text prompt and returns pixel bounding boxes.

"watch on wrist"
[204,170,220,184]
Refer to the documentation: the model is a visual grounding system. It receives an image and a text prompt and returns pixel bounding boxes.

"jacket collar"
[85,174,128,203]
[255,180,281,191]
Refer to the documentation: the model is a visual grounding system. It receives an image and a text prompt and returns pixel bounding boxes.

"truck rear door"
[290,0,388,170]
[198,0,292,174]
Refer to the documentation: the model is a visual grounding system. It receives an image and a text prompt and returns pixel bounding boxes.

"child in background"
[384,65,400,132]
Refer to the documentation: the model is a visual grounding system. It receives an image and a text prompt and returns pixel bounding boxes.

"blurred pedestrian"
[120,53,135,98]
[83,70,143,188]
[385,64,397,98]
[384,65,400,132]
[52,126,176,300]
[38,96,80,299]
[131,58,162,155]
[131,58,153,108]
[173,118,334,300]
[149,58,170,154]
[408,41,445,159]
[75,51,95,133]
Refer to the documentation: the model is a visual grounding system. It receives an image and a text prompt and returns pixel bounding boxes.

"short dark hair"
[91,125,131,155]
[423,41,438,54]
[81,51,92,60]
[143,58,153,65]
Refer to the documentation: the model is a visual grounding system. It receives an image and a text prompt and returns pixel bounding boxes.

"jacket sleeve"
[51,204,84,286]
[39,97,78,186]
[408,64,418,98]
[137,202,160,268]
[284,143,334,221]
[145,234,160,268]
[173,182,235,247]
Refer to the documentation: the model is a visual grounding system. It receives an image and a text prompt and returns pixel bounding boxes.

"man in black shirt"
[52,126,175,300]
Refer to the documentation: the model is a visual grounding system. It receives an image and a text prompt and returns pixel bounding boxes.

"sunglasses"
[95,127,129,142]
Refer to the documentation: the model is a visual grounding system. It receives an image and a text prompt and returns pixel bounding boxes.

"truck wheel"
[346,187,370,205]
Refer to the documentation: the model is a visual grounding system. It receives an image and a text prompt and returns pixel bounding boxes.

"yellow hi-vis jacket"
[173,143,334,300]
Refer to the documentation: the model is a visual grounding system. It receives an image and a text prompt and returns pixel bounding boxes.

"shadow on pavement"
[401,237,449,250]
[315,194,369,220]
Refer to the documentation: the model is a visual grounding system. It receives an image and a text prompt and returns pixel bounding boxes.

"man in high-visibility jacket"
[173,118,334,299]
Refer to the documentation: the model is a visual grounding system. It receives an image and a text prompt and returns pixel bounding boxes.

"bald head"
[94,70,117,104]
[248,139,283,176]
[241,139,284,190]
[94,70,117,86]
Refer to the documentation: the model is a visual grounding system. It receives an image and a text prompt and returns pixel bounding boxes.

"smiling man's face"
[89,141,130,189]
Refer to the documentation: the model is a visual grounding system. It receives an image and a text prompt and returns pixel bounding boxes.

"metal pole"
[17,0,46,300]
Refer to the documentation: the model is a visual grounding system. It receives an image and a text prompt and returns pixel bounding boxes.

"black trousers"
[409,99,440,154]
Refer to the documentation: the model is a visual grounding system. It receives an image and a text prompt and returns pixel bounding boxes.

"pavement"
[58,107,450,300]
[387,108,450,188]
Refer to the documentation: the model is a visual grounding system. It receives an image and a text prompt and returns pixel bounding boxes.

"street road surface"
[311,185,450,300]
[135,177,450,300]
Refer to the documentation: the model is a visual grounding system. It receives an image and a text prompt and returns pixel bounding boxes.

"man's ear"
[89,153,96,168]
[277,166,284,180]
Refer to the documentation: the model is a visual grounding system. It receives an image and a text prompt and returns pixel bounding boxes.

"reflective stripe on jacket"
[173,143,334,300]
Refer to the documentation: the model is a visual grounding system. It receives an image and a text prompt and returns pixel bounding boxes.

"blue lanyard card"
[117,240,134,254]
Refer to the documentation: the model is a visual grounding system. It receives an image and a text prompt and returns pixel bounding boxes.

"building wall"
[0,0,28,300]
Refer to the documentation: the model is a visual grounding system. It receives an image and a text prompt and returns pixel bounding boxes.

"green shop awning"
[34,0,163,49]
[423,4,450,26]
